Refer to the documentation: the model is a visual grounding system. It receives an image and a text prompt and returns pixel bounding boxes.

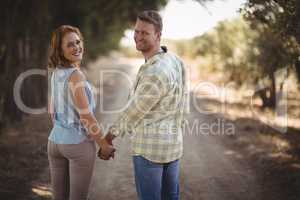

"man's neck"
[142,45,161,61]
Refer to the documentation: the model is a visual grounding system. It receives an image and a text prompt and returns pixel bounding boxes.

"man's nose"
[135,33,142,40]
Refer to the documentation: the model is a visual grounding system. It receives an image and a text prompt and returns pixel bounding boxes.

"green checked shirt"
[110,48,187,163]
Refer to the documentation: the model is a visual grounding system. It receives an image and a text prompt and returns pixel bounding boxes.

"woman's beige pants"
[47,140,96,200]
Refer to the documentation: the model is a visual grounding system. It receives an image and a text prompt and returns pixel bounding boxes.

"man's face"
[134,19,160,52]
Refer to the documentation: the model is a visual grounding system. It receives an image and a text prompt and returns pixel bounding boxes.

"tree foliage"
[172,14,297,108]
[0,0,167,128]
[182,0,299,108]
[243,0,300,81]
[241,0,300,107]
[180,18,259,85]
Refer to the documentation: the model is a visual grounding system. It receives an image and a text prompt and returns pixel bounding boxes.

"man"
[99,10,186,200]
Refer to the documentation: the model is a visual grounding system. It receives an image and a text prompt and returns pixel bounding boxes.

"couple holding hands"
[48,10,186,200]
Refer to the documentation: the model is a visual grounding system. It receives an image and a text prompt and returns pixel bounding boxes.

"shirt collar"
[145,46,168,64]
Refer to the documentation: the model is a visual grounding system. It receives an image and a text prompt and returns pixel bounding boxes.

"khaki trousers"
[47,140,96,200]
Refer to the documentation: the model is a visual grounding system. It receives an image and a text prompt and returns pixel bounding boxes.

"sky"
[120,0,247,45]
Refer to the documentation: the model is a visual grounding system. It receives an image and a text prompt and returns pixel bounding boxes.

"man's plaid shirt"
[110,49,187,163]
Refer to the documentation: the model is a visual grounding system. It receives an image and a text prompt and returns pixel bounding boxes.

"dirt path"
[180,107,260,200]
[86,55,142,200]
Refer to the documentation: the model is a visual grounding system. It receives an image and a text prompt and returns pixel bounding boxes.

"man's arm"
[108,72,168,138]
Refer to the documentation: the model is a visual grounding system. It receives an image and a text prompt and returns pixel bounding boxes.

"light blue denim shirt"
[49,67,96,144]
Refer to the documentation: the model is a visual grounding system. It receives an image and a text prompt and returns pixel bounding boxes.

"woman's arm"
[48,98,54,124]
[69,70,115,159]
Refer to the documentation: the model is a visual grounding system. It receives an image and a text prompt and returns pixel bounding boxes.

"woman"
[48,25,115,200]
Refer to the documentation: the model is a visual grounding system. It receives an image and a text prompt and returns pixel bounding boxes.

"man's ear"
[156,31,161,42]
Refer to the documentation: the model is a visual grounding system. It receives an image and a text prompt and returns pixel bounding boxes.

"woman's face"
[61,32,83,66]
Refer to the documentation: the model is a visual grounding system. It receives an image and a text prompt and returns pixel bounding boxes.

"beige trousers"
[47,140,96,200]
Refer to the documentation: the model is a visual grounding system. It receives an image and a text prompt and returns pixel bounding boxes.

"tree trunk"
[269,72,277,108]
[256,74,277,109]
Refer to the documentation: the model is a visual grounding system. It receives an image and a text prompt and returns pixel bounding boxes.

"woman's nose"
[74,44,81,51]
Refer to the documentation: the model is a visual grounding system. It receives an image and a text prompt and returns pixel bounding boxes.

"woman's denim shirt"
[49,67,96,144]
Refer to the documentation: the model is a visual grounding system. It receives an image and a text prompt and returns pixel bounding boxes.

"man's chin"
[136,46,148,52]
[135,46,142,51]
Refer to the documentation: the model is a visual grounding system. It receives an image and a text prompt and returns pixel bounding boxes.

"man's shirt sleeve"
[110,71,168,137]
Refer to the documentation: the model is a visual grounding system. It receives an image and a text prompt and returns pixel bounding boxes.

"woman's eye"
[67,41,79,48]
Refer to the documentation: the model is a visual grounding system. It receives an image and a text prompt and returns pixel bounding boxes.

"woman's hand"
[97,138,116,160]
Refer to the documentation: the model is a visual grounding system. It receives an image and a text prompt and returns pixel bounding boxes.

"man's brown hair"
[137,10,163,33]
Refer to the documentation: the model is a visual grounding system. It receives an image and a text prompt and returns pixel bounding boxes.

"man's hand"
[98,138,116,160]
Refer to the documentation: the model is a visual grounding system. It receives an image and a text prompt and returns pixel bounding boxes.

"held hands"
[97,131,116,160]
[105,131,116,145]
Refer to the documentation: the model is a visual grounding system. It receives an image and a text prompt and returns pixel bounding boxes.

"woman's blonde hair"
[48,25,83,68]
